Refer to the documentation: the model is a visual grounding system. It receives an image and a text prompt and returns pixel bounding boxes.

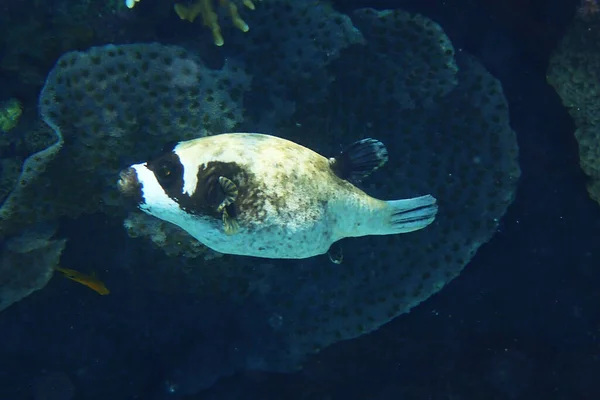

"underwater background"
[1,0,600,399]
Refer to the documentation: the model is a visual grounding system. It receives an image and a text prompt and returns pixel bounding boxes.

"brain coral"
[547,14,600,205]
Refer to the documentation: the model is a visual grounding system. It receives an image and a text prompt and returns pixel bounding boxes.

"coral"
[0,98,23,132]
[174,0,257,46]
[0,42,250,310]
[218,0,364,130]
[0,103,59,227]
[0,42,251,237]
[0,119,64,237]
[0,158,22,203]
[0,224,66,312]
[126,0,257,46]
[349,8,458,109]
[547,13,600,205]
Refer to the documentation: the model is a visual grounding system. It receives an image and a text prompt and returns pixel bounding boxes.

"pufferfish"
[117,133,437,261]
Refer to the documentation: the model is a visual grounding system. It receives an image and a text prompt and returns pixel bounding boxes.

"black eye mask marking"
[154,159,180,186]
[146,152,185,195]
[145,148,246,220]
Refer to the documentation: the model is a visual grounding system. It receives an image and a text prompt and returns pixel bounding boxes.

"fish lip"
[117,167,143,203]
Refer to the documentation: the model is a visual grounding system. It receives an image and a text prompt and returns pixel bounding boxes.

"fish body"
[55,267,110,295]
[118,133,437,259]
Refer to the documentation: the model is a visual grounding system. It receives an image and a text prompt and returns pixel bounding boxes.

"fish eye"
[159,164,171,177]
[156,160,176,182]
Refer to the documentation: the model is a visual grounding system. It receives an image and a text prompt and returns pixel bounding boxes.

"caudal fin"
[383,194,438,234]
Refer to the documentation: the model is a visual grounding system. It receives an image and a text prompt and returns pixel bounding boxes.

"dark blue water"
[1,0,599,399]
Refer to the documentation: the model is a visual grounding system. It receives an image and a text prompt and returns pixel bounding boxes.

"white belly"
[187,214,335,259]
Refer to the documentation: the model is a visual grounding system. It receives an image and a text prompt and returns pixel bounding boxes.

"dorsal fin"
[328,138,389,183]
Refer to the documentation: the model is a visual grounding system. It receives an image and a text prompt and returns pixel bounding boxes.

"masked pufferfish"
[118,133,437,262]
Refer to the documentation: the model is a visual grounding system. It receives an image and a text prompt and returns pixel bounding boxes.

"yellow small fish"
[55,267,110,295]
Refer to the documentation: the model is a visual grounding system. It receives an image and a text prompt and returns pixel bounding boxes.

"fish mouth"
[117,167,143,203]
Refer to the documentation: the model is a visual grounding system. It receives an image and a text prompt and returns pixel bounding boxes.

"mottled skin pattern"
[177,134,386,258]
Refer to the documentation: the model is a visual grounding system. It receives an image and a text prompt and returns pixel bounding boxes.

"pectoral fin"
[217,176,239,235]
[217,176,238,213]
